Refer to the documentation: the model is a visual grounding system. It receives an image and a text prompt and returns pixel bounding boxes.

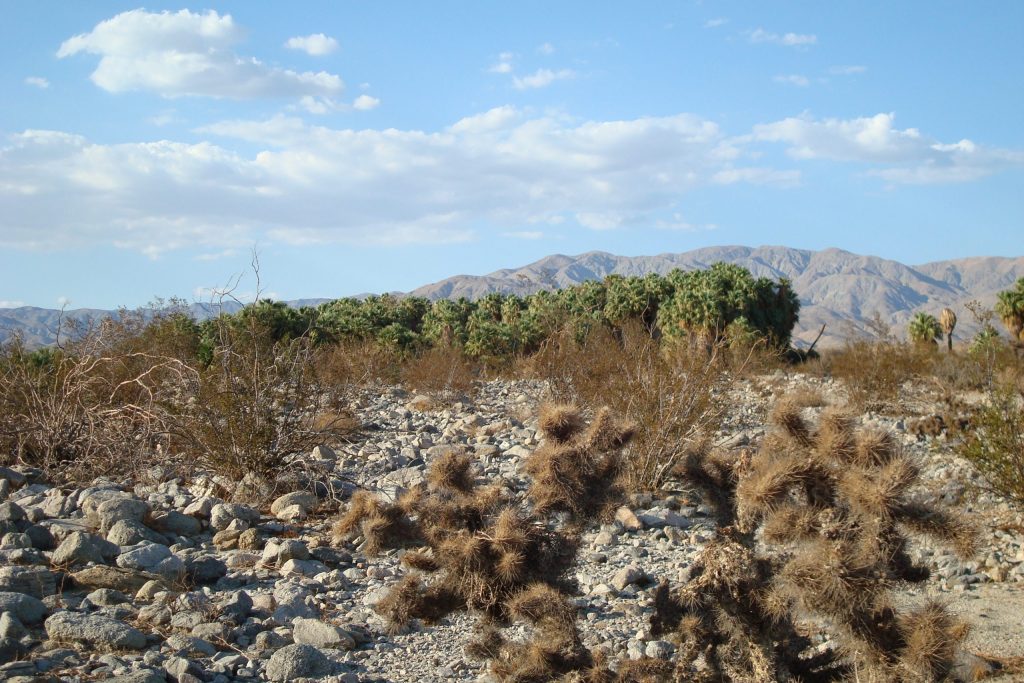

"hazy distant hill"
[2,246,1021,348]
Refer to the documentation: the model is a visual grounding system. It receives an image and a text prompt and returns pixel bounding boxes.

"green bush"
[959,388,1024,501]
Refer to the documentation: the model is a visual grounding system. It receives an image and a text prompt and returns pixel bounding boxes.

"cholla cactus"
[940,308,957,352]
[333,404,640,681]
[658,399,974,681]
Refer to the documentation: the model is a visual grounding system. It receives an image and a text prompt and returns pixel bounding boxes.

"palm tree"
[939,308,957,352]
[907,312,942,346]
[995,278,1024,344]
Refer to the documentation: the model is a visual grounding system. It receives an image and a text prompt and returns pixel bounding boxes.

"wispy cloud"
[748,27,817,47]
[536,42,555,55]
[828,65,867,75]
[704,18,728,28]
[0,300,27,309]
[58,9,343,101]
[774,74,810,87]
[489,52,514,74]
[284,33,339,56]
[194,249,238,261]
[512,68,574,90]
[503,231,545,240]
[25,77,50,89]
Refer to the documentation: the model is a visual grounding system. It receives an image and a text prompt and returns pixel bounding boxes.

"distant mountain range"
[3,246,1022,348]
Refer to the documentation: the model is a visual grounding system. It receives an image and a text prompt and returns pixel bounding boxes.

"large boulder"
[72,566,164,594]
[209,503,260,532]
[0,591,47,624]
[116,543,184,581]
[106,519,168,547]
[51,531,119,567]
[148,510,201,537]
[96,498,150,534]
[292,618,355,650]
[45,610,147,651]
[0,566,56,598]
[265,643,333,682]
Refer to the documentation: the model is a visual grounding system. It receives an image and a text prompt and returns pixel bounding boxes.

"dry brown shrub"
[316,338,401,389]
[0,319,186,483]
[525,321,726,492]
[823,338,936,412]
[400,344,477,403]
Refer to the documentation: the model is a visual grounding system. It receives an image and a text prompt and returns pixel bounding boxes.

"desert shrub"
[959,387,1024,501]
[526,321,726,491]
[400,344,478,403]
[650,399,976,681]
[824,338,935,412]
[333,406,648,681]
[316,338,401,389]
[0,324,183,482]
[165,316,352,493]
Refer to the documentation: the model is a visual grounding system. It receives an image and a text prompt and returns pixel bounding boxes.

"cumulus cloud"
[352,94,380,110]
[752,112,1023,183]
[57,9,343,100]
[774,74,809,87]
[25,77,50,89]
[512,68,574,89]
[284,33,339,56]
[0,109,788,254]
[3,110,1014,256]
[748,28,817,46]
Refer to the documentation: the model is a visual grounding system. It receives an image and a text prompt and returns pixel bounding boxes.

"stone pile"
[0,377,1020,681]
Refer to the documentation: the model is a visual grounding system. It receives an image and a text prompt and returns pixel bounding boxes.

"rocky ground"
[1,374,1022,682]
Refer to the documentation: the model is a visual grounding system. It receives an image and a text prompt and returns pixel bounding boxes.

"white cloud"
[655,214,718,231]
[774,74,810,87]
[149,110,180,126]
[353,94,380,111]
[489,52,514,74]
[57,9,343,100]
[829,65,867,75]
[748,28,817,46]
[194,248,238,261]
[56,296,70,307]
[704,18,728,28]
[3,110,1014,257]
[284,33,339,56]
[513,68,574,90]
[752,112,1023,183]
[1,109,790,254]
[537,42,555,55]
[25,77,50,89]
[0,300,26,308]
[503,231,545,240]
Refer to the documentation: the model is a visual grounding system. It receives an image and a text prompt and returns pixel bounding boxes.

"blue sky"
[1,1,1022,309]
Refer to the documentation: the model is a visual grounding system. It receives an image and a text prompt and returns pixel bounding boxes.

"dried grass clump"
[647,396,977,682]
[332,405,640,681]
